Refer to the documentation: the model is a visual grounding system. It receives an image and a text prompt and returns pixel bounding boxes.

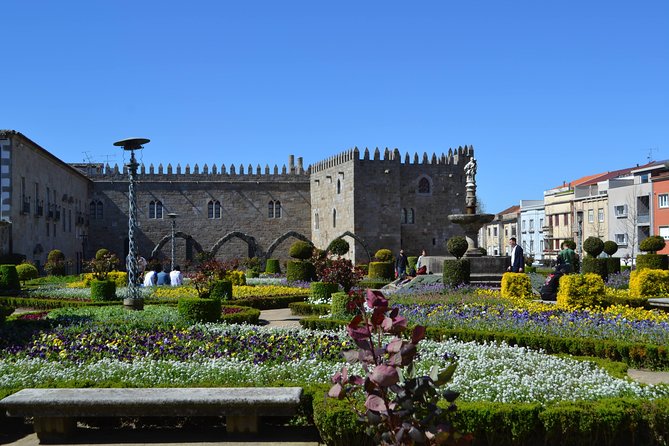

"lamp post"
[114,137,150,310]
[167,213,178,271]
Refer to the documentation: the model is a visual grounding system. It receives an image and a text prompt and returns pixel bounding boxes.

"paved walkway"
[260,308,303,329]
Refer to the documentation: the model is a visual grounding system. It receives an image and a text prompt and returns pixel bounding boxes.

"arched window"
[408,208,415,224]
[333,209,337,228]
[89,200,103,220]
[337,179,341,194]
[208,200,221,219]
[401,208,407,224]
[418,177,431,194]
[268,200,281,219]
[149,200,163,219]
[314,212,320,230]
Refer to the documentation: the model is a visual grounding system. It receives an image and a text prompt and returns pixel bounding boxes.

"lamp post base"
[123,298,144,310]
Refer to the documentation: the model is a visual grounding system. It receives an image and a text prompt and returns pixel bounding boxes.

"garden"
[1,237,669,445]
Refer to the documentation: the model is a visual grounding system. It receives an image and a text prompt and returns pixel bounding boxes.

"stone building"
[1,130,472,269]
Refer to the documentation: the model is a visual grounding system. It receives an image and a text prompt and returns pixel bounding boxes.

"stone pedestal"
[447,213,495,257]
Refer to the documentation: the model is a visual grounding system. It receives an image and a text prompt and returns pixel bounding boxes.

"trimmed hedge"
[286,260,315,282]
[220,304,261,324]
[0,265,21,294]
[637,254,669,271]
[501,273,533,299]
[357,279,391,289]
[310,282,339,301]
[16,263,38,282]
[581,257,608,281]
[210,280,232,301]
[289,301,331,316]
[629,269,669,298]
[367,261,394,280]
[0,296,117,309]
[90,279,118,301]
[265,258,281,274]
[557,273,606,309]
[606,257,621,275]
[443,258,470,287]
[177,298,221,323]
[331,291,357,319]
[0,305,13,324]
[232,294,307,310]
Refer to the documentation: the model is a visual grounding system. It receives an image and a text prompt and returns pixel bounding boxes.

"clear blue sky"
[3,1,667,213]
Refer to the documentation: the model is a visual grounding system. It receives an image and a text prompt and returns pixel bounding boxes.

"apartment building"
[519,200,544,262]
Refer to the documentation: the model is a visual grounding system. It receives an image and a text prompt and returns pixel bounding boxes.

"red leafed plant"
[328,289,471,445]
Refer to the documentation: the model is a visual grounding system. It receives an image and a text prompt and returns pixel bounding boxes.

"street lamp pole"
[114,137,150,310]
[167,213,178,271]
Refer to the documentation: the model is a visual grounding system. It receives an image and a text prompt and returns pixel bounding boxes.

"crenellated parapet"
[72,155,310,182]
[310,145,474,173]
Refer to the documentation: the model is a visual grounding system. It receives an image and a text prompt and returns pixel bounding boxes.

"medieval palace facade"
[0,130,472,271]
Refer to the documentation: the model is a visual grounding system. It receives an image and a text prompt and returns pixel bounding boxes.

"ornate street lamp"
[114,137,150,310]
[167,213,178,272]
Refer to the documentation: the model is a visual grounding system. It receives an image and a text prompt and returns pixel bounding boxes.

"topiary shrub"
[90,279,117,301]
[640,235,666,253]
[603,241,618,257]
[447,236,468,260]
[443,259,470,287]
[209,280,233,301]
[605,257,621,275]
[45,249,66,276]
[582,237,604,258]
[407,256,418,271]
[636,254,669,270]
[16,263,39,282]
[556,273,607,309]
[581,257,608,281]
[289,241,314,260]
[374,249,393,262]
[309,282,340,304]
[265,258,281,274]
[95,248,110,260]
[367,261,394,280]
[501,273,533,299]
[327,238,350,257]
[0,264,21,294]
[330,291,358,319]
[286,260,316,282]
[629,269,669,298]
[177,298,221,323]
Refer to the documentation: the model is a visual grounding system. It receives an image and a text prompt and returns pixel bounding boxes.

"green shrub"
[443,259,470,287]
[524,266,537,273]
[289,241,314,260]
[327,238,350,256]
[312,396,372,446]
[95,248,110,260]
[233,294,306,310]
[222,270,246,286]
[501,273,533,298]
[581,257,608,281]
[636,253,669,270]
[16,263,39,282]
[265,258,281,274]
[563,239,577,250]
[45,249,66,276]
[310,282,339,301]
[220,305,260,324]
[374,249,393,262]
[557,273,606,309]
[629,269,669,298]
[90,279,117,301]
[640,235,666,253]
[367,261,394,280]
[357,278,391,289]
[0,305,14,324]
[582,237,604,257]
[603,241,618,257]
[209,280,232,301]
[0,265,21,294]
[605,257,621,275]
[286,260,315,282]
[357,263,369,275]
[177,298,221,323]
[447,236,468,259]
[407,256,418,271]
[289,302,331,316]
[331,291,357,319]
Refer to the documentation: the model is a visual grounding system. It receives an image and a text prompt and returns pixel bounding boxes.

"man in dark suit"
[507,237,524,272]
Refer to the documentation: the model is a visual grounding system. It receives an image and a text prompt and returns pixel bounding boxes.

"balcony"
[638,214,650,225]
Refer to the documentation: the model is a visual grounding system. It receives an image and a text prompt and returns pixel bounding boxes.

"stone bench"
[0,387,302,442]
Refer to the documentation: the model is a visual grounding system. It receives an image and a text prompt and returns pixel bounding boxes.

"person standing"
[557,241,576,274]
[170,265,183,286]
[507,237,524,273]
[395,249,408,279]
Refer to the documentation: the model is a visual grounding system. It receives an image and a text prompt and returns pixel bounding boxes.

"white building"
[519,200,544,263]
